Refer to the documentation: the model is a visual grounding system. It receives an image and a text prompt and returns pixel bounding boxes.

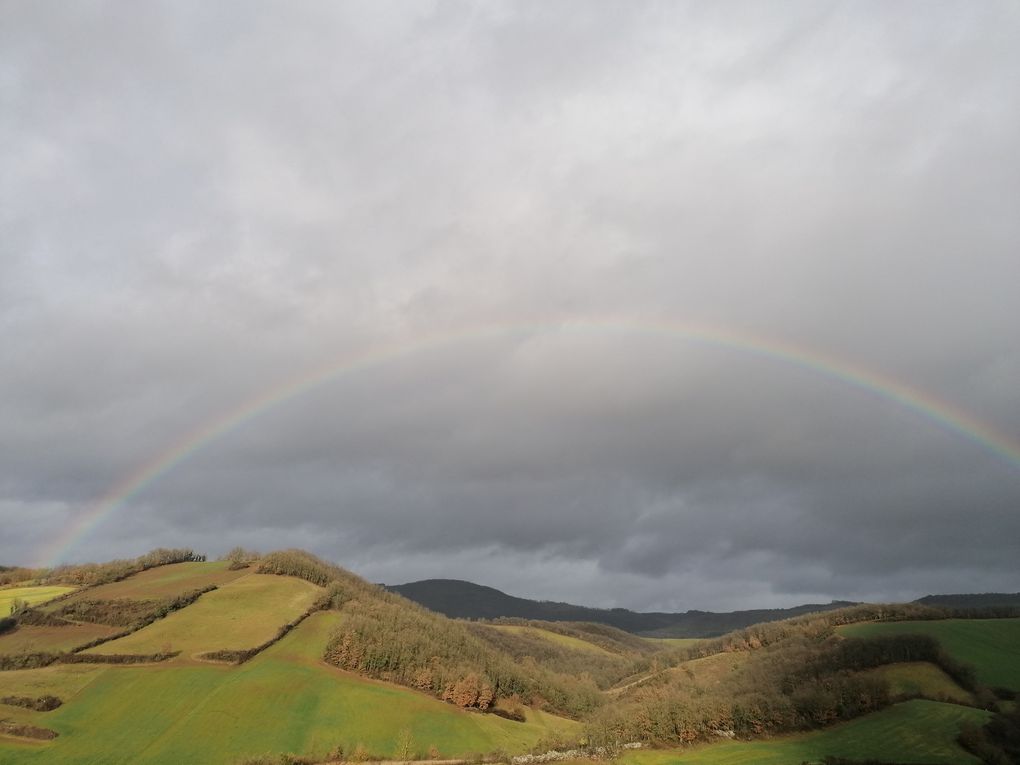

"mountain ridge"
[385,578,857,638]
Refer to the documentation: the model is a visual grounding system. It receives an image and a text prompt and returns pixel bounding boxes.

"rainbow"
[35,317,1020,567]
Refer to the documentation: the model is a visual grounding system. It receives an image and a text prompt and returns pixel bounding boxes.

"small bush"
[1,694,62,711]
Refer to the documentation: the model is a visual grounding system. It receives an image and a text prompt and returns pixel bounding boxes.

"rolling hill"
[386,578,855,637]
[2,549,1019,765]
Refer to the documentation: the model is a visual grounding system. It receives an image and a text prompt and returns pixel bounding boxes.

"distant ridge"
[385,578,855,638]
[915,592,1020,610]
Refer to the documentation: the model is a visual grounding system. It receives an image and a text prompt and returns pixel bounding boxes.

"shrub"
[1,694,62,711]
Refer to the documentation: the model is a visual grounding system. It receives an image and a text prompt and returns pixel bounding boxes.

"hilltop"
[386,578,855,638]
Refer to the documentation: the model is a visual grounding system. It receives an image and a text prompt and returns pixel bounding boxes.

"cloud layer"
[3,1,1018,610]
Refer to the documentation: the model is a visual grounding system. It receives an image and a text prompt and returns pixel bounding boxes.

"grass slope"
[43,561,245,607]
[0,623,121,654]
[0,586,76,614]
[0,612,579,764]
[84,573,321,659]
[485,624,616,655]
[621,700,989,765]
[839,618,1020,690]
[0,663,110,701]
[859,661,973,704]
[645,638,702,650]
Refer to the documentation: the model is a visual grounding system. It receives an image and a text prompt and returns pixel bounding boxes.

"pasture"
[859,661,973,704]
[486,624,617,655]
[838,618,1020,690]
[621,699,989,765]
[0,623,121,654]
[0,586,75,615]
[83,573,321,659]
[42,561,246,607]
[0,611,579,764]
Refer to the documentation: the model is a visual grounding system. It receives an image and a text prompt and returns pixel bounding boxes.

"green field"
[860,661,973,704]
[84,573,321,659]
[42,562,246,608]
[838,618,1020,690]
[621,700,989,765]
[0,662,110,701]
[0,586,76,615]
[486,624,617,655]
[0,612,579,764]
[0,623,121,655]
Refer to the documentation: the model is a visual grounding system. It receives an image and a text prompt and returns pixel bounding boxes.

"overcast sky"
[2,1,1019,611]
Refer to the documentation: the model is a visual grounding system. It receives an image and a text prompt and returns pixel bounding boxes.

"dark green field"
[621,700,989,765]
[839,618,1020,690]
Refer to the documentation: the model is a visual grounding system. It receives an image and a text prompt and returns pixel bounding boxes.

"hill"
[4,548,1020,764]
[386,579,854,638]
[916,592,1020,610]
[839,617,1020,692]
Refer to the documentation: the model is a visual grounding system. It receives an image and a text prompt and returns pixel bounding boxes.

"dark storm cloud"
[2,1,1018,610]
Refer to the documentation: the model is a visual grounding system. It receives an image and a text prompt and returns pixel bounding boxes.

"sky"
[2,1,1018,612]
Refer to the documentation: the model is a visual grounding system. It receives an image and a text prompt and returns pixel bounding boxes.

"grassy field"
[42,562,247,608]
[0,662,110,701]
[0,612,580,764]
[620,700,989,765]
[609,651,746,695]
[645,638,703,651]
[859,661,973,704]
[486,624,617,655]
[838,618,1020,690]
[0,623,121,654]
[0,586,76,615]
[83,573,322,659]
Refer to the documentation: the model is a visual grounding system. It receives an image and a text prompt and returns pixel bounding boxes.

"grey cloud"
[2,1,1018,611]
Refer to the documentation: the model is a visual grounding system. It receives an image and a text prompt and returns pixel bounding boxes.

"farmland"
[3,551,1019,765]
[483,624,617,655]
[83,573,322,659]
[838,617,1020,690]
[0,612,579,765]
[0,623,121,654]
[40,561,246,607]
[858,661,973,705]
[620,700,989,765]
[0,586,76,615]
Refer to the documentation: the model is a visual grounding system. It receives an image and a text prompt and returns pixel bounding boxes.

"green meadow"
[0,623,121,654]
[43,561,246,607]
[859,661,973,704]
[838,617,1020,690]
[0,611,579,764]
[0,586,76,615]
[620,699,989,765]
[84,573,321,659]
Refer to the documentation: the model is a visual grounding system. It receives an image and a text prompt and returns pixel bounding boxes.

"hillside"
[386,579,854,638]
[916,592,1020,610]
[3,549,1020,765]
